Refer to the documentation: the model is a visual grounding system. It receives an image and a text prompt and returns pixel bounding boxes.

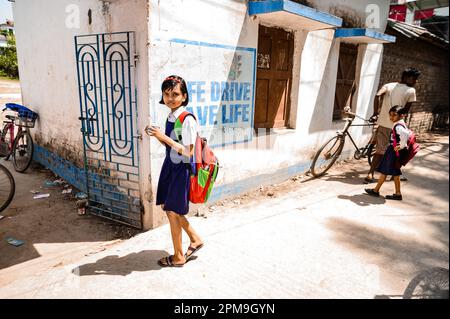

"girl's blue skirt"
[377,145,402,176]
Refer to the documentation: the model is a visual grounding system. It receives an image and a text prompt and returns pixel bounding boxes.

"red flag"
[389,5,407,22]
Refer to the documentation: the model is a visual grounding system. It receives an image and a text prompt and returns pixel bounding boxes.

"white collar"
[168,106,185,121]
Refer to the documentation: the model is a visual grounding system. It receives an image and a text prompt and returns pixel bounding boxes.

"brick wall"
[378,28,449,132]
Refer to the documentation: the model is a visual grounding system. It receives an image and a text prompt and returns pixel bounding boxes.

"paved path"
[0,134,448,298]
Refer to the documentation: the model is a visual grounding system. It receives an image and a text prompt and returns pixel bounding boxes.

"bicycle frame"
[6,122,15,152]
[339,114,375,153]
[310,110,377,177]
[3,119,24,155]
[1,107,35,172]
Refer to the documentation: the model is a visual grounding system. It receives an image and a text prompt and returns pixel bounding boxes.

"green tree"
[0,31,19,79]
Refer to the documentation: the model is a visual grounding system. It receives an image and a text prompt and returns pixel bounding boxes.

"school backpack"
[174,111,219,203]
[392,123,420,167]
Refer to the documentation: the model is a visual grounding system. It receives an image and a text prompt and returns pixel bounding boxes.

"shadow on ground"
[73,250,169,276]
[326,217,449,279]
[409,142,449,174]
[0,161,142,270]
[320,169,371,186]
[337,193,386,206]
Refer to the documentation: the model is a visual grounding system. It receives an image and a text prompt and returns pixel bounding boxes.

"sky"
[0,0,13,24]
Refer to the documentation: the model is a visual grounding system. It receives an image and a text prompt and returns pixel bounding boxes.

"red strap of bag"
[392,124,400,157]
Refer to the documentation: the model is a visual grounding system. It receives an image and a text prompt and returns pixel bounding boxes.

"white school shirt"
[392,119,410,150]
[377,82,416,129]
[167,106,198,146]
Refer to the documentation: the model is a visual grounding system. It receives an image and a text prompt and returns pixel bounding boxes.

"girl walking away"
[145,75,204,267]
[365,105,410,200]
[364,67,420,183]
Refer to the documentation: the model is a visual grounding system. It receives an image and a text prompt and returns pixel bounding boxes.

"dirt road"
[0,78,141,287]
[1,132,447,298]
[0,160,141,286]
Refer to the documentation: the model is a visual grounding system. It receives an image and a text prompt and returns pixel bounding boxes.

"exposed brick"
[378,28,449,133]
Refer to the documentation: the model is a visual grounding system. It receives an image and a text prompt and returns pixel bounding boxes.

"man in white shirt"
[364,68,420,183]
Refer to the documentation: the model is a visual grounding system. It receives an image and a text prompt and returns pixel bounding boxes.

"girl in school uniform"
[365,105,410,201]
[145,75,204,267]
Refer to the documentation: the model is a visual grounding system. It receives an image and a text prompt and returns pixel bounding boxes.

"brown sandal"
[158,255,184,267]
[185,243,204,261]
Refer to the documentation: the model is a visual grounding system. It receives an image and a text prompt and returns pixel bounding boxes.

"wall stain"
[100,1,113,34]
[34,133,84,168]
[329,6,364,28]
[291,0,314,8]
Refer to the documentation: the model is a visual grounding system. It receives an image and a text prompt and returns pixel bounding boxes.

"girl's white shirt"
[167,106,198,146]
[393,119,410,149]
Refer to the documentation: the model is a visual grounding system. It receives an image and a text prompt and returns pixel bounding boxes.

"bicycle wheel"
[0,163,15,212]
[310,135,345,177]
[403,267,449,299]
[0,122,14,160]
[12,130,34,173]
[367,143,376,166]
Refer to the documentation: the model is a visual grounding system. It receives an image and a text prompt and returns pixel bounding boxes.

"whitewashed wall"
[146,0,390,227]
[12,0,390,229]
[312,0,390,31]
[13,0,148,156]
[147,0,259,225]
[13,0,153,228]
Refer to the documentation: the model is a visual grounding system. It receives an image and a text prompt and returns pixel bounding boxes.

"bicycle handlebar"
[343,107,376,124]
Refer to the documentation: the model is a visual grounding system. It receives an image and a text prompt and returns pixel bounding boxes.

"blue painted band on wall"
[33,144,87,193]
[334,28,396,43]
[207,161,312,203]
[248,0,343,28]
[207,148,356,203]
[248,0,284,15]
[33,143,355,211]
[155,38,257,53]
[33,142,310,207]
[365,29,396,43]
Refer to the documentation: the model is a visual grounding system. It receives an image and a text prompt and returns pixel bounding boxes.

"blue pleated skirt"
[156,156,190,215]
[377,145,402,176]
[155,120,190,215]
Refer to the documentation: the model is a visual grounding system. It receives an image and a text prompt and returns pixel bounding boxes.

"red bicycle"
[0,103,38,173]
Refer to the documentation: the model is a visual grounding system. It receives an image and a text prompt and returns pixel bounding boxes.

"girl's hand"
[394,145,401,152]
[145,125,163,139]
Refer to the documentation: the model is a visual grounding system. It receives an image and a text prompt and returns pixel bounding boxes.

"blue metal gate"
[75,31,142,229]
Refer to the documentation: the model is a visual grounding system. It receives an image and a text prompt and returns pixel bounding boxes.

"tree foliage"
[0,31,19,79]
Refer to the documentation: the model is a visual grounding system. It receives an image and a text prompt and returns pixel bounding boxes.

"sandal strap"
[187,246,196,253]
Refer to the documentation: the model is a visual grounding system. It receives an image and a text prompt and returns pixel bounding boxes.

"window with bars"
[333,43,358,121]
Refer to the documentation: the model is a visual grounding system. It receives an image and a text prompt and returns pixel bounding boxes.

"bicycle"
[402,267,449,299]
[0,103,38,173]
[0,163,15,212]
[310,107,377,178]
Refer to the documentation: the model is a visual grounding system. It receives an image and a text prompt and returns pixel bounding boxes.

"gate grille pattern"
[75,32,142,228]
